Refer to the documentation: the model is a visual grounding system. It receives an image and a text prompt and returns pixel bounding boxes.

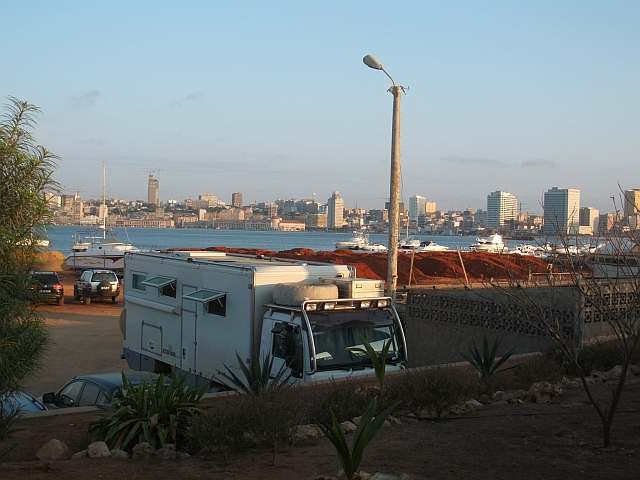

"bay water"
[45,225,535,254]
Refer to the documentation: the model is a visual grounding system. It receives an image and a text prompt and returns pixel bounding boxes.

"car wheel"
[111,296,117,304]
[74,287,81,301]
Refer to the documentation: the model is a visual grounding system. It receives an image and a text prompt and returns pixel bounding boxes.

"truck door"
[269,322,305,382]
[181,285,198,372]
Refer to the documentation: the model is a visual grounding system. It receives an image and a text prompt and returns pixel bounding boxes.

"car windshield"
[92,273,116,282]
[308,309,399,370]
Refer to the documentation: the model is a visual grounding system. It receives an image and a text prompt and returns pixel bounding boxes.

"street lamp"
[363,54,405,303]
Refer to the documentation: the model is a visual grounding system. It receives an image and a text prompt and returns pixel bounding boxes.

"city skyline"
[2,2,638,214]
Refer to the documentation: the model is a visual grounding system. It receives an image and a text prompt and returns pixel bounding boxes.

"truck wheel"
[84,295,91,305]
[74,287,81,301]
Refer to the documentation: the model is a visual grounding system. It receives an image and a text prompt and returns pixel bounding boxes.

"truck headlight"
[376,299,388,307]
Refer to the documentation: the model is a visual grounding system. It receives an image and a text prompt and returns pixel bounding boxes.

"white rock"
[293,424,322,440]
[88,441,111,458]
[153,444,177,460]
[36,439,70,460]
[132,442,154,460]
[465,399,483,410]
[341,421,357,434]
[110,449,130,459]
[71,450,88,460]
[370,473,399,480]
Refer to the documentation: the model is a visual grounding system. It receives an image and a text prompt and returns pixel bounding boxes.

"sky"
[1,1,638,215]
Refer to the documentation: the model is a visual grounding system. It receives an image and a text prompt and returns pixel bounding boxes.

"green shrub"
[306,378,375,426]
[512,353,564,389]
[189,396,250,465]
[318,398,398,480]
[384,367,476,416]
[459,334,515,378]
[87,372,205,452]
[216,351,289,394]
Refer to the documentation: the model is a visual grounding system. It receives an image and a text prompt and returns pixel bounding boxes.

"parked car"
[29,271,64,306]
[1,390,48,414]
[73,269,120,305]
[41,372,163,409]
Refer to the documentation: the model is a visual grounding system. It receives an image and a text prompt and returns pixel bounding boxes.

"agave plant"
[459,334,515,378]
[347,329,396,395]
[318,398,398,480]
[87,372,206,451]
[216,351,290,394]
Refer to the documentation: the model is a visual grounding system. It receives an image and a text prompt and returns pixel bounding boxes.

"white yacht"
[415,241,450,252]
[64,163,141,271]
[334,231,368,250]
[470,234,505,253]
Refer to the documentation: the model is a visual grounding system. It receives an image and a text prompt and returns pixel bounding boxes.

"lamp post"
[363,54,404,303]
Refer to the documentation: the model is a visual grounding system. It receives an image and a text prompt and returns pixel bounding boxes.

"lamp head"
[363,55,383,70]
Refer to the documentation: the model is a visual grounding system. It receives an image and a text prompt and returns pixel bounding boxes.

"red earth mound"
[196,247,551,286]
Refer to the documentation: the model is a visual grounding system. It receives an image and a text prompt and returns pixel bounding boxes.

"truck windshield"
[308,309,400,371]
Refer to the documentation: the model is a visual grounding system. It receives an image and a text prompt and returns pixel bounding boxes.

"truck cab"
[261,296,405,383]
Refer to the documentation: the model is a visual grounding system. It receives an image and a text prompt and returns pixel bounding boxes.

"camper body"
[122,251,407,390]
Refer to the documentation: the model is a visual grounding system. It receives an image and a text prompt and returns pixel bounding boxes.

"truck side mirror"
[42,392,55,404]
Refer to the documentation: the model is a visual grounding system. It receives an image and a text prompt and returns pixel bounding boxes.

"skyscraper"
[623,189,640,219]
[147,173,159,206]
[232,192,243,208]
[543,187,580,235]
[327,191,344,230]
[579,207,599,235]
[486,191,517,229]
[409,195,427,224]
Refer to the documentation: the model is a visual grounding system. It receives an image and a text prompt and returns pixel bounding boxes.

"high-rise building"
[327,191,344,230]
[147,174,159,206]
[232,192,243,208]
[623,189,640,219]
[409,195,427,224]
[425,201,437,213]
[579,207,599,235]
[543,187,580,235]
[486,191,517,229]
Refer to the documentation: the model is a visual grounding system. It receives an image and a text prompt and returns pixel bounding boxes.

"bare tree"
[485,203,639,447]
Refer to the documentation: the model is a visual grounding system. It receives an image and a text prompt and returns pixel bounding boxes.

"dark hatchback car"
[41,372,163,409]
[29,271,64,306]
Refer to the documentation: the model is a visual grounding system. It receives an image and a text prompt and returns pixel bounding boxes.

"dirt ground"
[1,378,639,479]
[2,258,638,479]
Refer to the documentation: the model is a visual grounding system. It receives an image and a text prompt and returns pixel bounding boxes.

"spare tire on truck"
[98,280,113,296]
[272,282,339,306]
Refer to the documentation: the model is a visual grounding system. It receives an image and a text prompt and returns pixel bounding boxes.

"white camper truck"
[122,251,407,390]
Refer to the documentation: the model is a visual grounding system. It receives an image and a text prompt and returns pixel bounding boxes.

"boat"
[507,243,547,258]
[334,231,368,250]
[414,241,450,252]
[398,236,421,252]
[360,242,388,252]
[470,234,505,253]
[65,164,141,271]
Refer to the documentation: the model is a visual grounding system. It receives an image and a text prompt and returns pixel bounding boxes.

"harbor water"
[45,226,537,255]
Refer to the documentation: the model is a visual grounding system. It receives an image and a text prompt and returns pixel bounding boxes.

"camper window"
[142,276,177,298]
[131,273,147,291]
[206,295,226,316]
[182,289,227,317]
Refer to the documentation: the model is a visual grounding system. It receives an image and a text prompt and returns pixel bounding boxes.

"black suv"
[29,271,65,306]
